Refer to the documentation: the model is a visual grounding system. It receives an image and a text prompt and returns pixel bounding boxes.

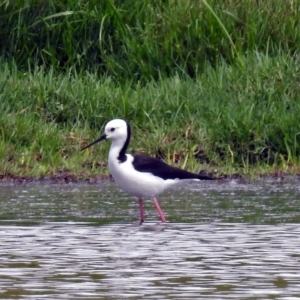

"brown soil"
[0,171,111,185]
[1,169,299,185]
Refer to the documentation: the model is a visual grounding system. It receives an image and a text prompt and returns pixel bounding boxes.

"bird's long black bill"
[81,134,107,151]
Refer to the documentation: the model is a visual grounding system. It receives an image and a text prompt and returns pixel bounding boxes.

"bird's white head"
[81,118,130,151]
[104,119,128,141]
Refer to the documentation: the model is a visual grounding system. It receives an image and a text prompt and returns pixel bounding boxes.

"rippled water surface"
[0,179,300,299]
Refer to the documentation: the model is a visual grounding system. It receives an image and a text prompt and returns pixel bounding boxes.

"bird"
[81,119,216,224]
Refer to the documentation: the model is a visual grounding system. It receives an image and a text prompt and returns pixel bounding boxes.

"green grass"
[1,0,300,178]
[1,51,300,178]
[1,0,300,81]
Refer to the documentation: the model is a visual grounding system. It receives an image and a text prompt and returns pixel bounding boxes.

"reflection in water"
[0,180,300,299]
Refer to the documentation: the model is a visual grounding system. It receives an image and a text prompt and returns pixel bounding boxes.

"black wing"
[132,154,215,180]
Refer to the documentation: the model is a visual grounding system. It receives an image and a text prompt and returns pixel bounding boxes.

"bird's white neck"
[108,141,122,160]
[108,135,129,163]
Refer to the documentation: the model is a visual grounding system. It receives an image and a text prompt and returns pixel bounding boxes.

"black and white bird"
[81,119,215,224]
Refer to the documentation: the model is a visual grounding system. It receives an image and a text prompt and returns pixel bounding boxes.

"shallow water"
[0,179,300,299]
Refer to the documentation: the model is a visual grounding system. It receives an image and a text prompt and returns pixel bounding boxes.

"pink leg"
[138,198,144,225]
[152,197,166,222]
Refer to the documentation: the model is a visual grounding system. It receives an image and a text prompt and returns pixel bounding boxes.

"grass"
[1,1,300,178]
[1,51,300,178]
[1,0,300,81]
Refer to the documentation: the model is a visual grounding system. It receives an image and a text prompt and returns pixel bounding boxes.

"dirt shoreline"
[0,170,299,185]
[0,171,111,185]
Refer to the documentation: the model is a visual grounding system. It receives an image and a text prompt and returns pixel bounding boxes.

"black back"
[132,154,215,180]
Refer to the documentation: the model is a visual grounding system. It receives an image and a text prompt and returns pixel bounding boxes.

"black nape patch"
[118,155,127,163]
[117,122,131,163]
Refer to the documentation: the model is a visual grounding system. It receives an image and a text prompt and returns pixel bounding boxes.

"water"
[0,179,300,299]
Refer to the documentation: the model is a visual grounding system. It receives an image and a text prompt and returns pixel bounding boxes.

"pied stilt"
[81,119,215,224]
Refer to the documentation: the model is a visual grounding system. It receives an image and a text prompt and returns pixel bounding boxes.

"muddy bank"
[0,170,299,185]
[0,171,111,185]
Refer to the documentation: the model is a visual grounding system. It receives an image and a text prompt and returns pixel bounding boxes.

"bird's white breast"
[108,154,176,198]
